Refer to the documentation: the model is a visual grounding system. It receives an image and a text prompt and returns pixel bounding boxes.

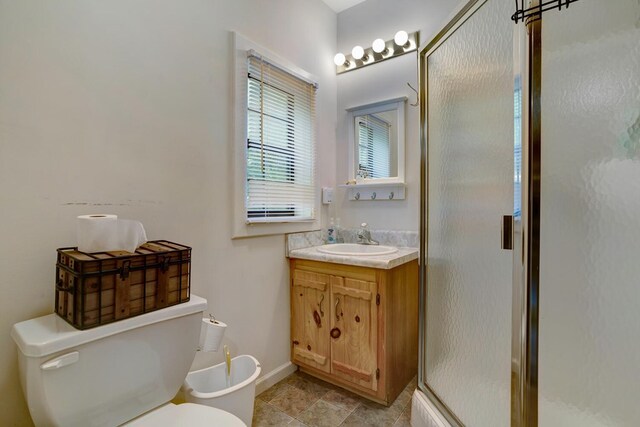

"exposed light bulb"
[394,30,409,46]
[352,45,366,61]
[334,53,346,66]
[372,38,386,54]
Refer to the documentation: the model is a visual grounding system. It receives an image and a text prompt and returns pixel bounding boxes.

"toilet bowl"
[11,295,245,426]
[125,403,243,426]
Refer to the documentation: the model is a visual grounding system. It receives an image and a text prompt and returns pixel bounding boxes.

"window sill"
[231,219,320,239]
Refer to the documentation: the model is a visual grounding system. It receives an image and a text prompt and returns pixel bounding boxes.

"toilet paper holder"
[205,313,224,326]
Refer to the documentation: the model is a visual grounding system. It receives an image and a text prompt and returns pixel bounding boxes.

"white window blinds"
[357,114,390,179]
[246,53,316,223]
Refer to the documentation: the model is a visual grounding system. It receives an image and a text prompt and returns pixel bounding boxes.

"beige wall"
[0,0,336,424]
[334,0,462,231]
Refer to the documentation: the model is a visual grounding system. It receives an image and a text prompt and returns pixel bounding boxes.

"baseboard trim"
[255,361,298,395]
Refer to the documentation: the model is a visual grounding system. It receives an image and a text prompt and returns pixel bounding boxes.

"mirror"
[347,97,406,184]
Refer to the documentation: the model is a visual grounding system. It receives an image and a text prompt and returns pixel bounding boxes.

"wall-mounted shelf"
[339,182,405,201]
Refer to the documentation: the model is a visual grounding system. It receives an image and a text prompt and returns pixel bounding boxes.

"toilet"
[11,294,246,426]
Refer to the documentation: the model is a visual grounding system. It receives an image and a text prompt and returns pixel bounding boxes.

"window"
[357,114,391,179]
[245,53,316,223]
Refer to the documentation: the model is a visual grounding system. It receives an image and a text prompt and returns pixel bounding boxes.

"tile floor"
[253,370,415,427]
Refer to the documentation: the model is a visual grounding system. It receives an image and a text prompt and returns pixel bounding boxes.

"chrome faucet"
[357,223,379,245]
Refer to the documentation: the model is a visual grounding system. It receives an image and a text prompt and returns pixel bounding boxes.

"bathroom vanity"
[288,246,418,406]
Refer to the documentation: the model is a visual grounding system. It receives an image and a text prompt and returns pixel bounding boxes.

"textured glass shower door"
[538,0,640,425]
[422,0,514,425]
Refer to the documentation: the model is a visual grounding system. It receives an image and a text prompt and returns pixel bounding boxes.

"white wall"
[0,0,336,424]
[335,0,462,231]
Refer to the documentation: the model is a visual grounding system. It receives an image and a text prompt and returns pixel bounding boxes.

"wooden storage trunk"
[55,240,191,330]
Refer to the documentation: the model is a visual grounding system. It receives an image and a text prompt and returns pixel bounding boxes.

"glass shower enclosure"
[418,0,640,425]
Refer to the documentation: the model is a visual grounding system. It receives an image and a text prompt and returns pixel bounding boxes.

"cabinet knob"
[330,327,341,339]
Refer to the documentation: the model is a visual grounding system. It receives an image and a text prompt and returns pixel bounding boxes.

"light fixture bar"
[335,31,419,75]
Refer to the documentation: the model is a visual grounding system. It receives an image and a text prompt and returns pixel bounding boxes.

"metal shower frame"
[417,0,545,425]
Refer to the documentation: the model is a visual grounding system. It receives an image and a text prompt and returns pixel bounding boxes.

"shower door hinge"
[376,294,380,305]
[376,368,380,380]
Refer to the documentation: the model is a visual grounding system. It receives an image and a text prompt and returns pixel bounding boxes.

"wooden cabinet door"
[330,276,378,391]
[291,270,331,373]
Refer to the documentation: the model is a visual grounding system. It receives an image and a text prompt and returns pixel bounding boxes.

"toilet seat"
[124,403,246,426]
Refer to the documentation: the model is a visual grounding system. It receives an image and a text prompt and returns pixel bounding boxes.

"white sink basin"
[316,243,398,256]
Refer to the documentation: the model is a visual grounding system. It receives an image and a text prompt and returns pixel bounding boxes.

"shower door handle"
[501,215,513,250]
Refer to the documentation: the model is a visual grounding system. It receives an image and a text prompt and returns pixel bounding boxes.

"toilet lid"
[124,403,246,426]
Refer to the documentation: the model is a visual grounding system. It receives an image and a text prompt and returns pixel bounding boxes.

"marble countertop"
[288,246,418,270]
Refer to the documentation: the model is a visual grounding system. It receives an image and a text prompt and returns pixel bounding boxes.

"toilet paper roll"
[77,214,148,253]
[199,318,227,352]
[114,218,148,252]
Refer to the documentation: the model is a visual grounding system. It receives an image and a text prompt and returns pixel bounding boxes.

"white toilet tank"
[11,295,207,427]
